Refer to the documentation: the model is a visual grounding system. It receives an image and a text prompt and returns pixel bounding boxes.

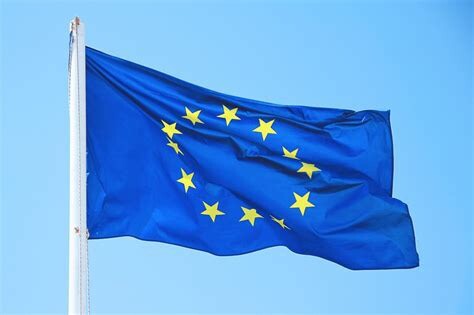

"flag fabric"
[86,47,418,270]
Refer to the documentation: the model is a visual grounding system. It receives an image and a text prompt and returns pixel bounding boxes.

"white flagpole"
[68,17,89,315]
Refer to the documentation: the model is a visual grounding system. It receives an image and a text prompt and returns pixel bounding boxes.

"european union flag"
[86,47,419,270]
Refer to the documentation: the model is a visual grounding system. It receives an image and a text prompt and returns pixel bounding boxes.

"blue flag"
[86,47,418,270]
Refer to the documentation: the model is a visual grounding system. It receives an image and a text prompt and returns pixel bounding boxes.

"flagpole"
[68,17,89,315]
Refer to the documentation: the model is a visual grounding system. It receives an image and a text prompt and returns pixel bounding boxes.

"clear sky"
[1,0,472,314]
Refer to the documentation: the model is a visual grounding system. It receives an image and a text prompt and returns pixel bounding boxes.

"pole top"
[70,16,81,32]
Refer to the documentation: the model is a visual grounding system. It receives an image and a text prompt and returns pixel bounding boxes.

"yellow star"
[161,120,182,139]
[217,105,240,126]
[182,107,204,126]
[290,192,315,216]
[166,137,183,155]
[239,207,263,226]
[177,168,196,193]
[297,162,320,179]
[253,119,277,140]
[282,146,300,160]
[201,201,225,222]
[270,215,290,230]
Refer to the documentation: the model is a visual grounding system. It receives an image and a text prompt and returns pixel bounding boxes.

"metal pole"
[68,16,88,315]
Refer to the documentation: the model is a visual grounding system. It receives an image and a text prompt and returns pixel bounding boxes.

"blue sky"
[1,0,472,314]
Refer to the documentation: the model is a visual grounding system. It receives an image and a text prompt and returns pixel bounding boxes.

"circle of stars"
[161,104,322,229]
